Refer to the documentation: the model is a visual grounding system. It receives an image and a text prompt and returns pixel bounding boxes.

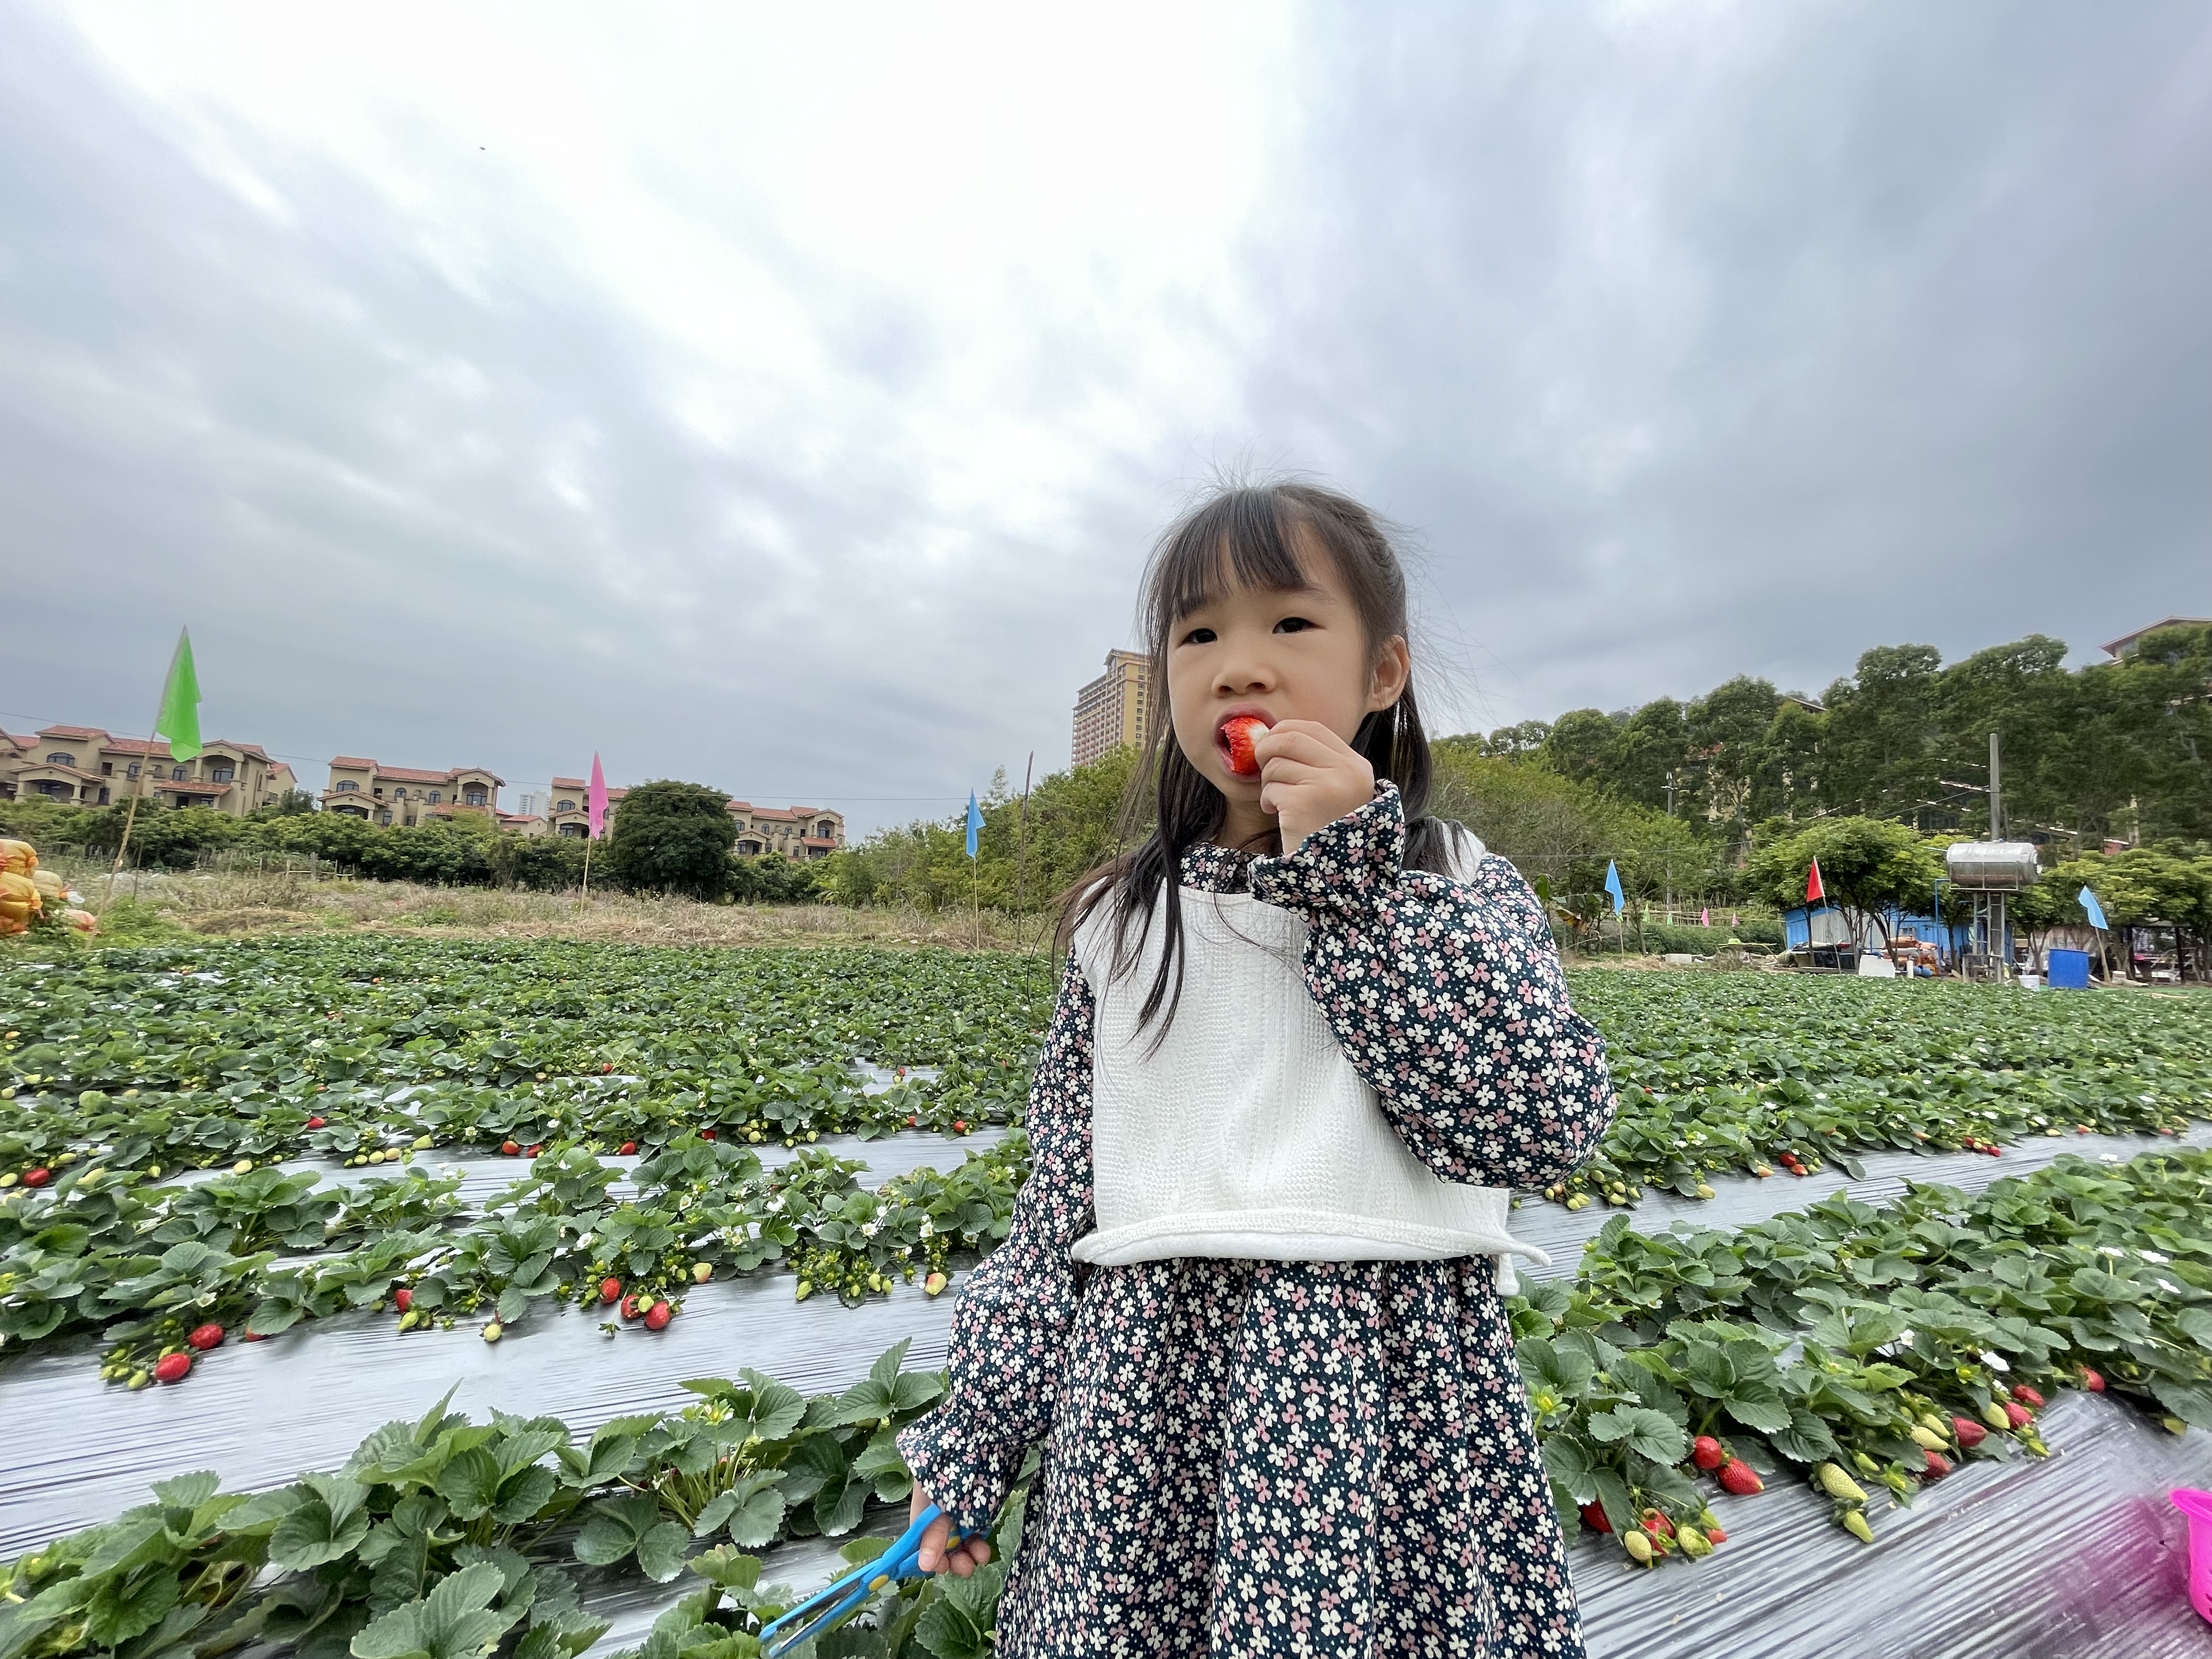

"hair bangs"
[1146,489,1318,649]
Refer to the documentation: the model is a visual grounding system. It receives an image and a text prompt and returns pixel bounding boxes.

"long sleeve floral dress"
[897,785,1617,1658]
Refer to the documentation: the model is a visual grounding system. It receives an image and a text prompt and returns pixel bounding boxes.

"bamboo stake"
[108,691,173,900]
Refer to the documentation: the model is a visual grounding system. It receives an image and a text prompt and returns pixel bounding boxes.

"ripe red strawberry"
[22,1167,51,1188]
[905,1116,917,1127]
[393,1288,413,1312]
[1692,1435,1724,1471]
[618,1141,637,1156]
[1643,1509,1677,1539]
[241,1329,265,1342]
[601,1062,614,1074]
[701,1130,715,1141]
[305,1115,326,1130]
[1578,1501,1612,1533]
[1705,1524,1728,1544]
[600,1277,623,1304]
[2080,1367,2106,1393]
[2011,1384,2045,1408]
[525,1144,543,1158]
[186,1323,224,1351]
[619,1294,641,1321]
[1920,1450,1954,1479]
[644,1302,673,1331]
[1220,715,1269,777]
[2002,1401,2033,1429]
[154,1352,192,1384]
[952,1120,968,1133]
[1718,1458,1764,1496]
[1953,1416,1988,1449]
[500,1140,521,1155]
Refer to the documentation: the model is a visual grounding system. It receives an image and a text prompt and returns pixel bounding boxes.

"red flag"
[587,753,609,840]
[1805,858,1826,904]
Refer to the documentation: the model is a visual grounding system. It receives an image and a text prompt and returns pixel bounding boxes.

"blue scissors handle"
[758,1503,971,1656]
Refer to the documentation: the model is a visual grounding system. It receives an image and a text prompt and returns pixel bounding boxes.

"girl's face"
[1165,529,1410,830]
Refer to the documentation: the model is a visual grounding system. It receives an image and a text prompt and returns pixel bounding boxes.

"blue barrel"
[2047,949,2092,990]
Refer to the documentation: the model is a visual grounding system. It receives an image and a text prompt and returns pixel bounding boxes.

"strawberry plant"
[1523,1147,2212,1562]
[0,1340,963,1659]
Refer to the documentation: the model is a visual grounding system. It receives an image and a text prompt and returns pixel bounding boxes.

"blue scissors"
[758,1504,972,1656]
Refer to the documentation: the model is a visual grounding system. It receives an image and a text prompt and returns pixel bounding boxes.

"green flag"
[155,629,202,761]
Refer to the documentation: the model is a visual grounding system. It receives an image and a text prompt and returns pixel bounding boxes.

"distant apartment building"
[730,802,845,860]
[545,776,627,839]
[1072,648,1153,767]
[0,725,296,814]
[2102,617,2212,658]
[541,775,844,858]
[323,758,503,826]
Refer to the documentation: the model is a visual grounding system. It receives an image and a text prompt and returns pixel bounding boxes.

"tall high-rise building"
[1072,649,1153,767]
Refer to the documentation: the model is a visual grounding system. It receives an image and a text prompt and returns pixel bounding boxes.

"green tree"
[729,852,821,904]
[606,781,737,899]
[1743,816,1946,950]
[1685,675,1780,837]
[1818,644,1944,823]
[1541,708,1624,790]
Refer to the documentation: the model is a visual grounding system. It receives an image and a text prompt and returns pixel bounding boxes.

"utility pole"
[1988,732,2003,840]
[1662,770,1677,917]
[1016,751,1034,951]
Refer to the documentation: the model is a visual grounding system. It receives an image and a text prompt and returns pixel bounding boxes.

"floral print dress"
[898,785,1617,1658]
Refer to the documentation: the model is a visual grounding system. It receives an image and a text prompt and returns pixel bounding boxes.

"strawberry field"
[5,935,2212,1658]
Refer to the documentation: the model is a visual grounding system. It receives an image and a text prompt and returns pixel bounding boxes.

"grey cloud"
[4,3,2208,833]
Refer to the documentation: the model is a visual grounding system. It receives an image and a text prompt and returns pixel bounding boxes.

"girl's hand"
[910,1485,993,1578]
[1254,718,1376,853]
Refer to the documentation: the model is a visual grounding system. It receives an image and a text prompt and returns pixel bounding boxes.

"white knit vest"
[1068,826,1547,1291]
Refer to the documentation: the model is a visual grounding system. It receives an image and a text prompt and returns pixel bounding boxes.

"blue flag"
[1603,861,1625,915]
[966,791,981,860]
[2078,885,2108,930]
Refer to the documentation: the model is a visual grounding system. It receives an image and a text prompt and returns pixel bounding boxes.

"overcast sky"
[4,3,2208,832]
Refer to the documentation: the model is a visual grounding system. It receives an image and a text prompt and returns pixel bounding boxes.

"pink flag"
[587,753,608,840]
[1700,907,1711,927]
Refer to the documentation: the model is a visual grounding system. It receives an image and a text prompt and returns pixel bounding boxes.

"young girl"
[897,482,1616,1657]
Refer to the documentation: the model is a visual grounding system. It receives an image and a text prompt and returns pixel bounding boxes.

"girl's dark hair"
[1060,481,1454,1042]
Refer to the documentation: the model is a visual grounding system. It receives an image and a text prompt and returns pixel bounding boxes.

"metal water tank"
[1944,841,2041,889]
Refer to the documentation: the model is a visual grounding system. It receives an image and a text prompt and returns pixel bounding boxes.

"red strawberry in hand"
[1718,1458,1764,1496]
[1220,715,1269,778]
[1691,1435,1724,1471]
